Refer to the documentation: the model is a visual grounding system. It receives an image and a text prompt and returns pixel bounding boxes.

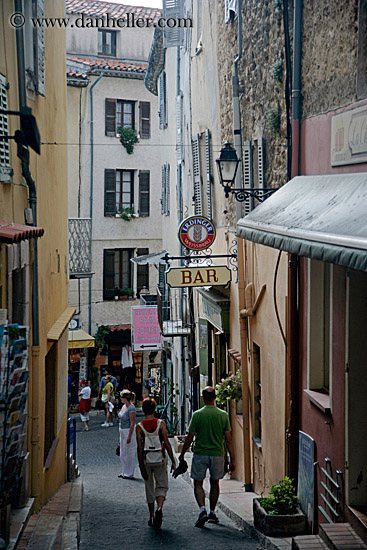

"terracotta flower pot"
[253,498,306,536]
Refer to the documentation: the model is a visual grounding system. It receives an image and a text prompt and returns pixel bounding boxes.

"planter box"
[253,498,306,537]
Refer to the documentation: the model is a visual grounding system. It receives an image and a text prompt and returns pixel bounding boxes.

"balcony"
[68,218,93,279]
[157,286,191,337]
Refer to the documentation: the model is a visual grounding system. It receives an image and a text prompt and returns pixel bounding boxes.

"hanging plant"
[270,58,283,83]
[215,370,242,405]
[266,105,281,136]
[94,325,110,349]
[118,127,139,154]
[272,0,282,12]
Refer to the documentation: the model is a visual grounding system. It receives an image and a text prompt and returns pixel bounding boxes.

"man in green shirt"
[178,386,235,528]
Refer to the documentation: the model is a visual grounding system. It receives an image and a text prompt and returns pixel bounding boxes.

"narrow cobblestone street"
[76,413,259,550]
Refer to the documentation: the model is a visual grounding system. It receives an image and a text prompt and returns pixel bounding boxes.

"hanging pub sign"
[178,216,216,251]
[166,265,231,288]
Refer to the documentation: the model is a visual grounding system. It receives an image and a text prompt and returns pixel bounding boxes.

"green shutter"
[104,169,116,216]
[139,171,150,216]
[103,249,115,300]
[105,99,116,136]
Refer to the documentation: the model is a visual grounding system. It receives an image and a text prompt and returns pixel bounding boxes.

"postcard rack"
[0,324,29,506]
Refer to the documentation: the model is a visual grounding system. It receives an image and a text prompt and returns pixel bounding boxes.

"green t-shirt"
[102,382,114,396]
[188,405,230,456]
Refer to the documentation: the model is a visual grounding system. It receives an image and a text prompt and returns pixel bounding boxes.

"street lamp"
[216,141,280,204]
[216,142,240,198]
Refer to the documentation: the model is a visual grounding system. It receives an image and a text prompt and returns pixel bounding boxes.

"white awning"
[237,173,367,272]
[131,250,169,265]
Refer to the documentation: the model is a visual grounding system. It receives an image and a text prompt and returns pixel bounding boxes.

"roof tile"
[65,0,162,22]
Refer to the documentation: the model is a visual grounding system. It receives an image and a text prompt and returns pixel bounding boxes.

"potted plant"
[118,127,139,154]
[253,477,306,536]
[215,369,242,406]
[120,288,134,300]
[117,206,137,221]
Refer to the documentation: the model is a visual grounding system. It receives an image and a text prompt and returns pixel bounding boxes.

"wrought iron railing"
[157,286,191,337]
[68,218,93,278]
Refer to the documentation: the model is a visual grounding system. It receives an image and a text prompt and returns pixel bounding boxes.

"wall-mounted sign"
[68,319,79,330]
[178,216,216,251]
[166,265,231,288]
[132,306,161,351]
[331,104,367,166]
[298,431,314,532]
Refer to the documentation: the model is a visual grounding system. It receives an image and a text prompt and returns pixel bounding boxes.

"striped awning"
[0,221,44,243]
[68,329,95,349]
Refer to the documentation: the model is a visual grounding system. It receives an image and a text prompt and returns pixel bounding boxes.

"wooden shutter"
[35,0,45,95]
[163,0,184,48]
[105,99,116,136]
[0,75,11,183]
[139,102,151,139]
[161,164,166,214]
[243,141,253,215]
[257,138,265,188]
[192,135,202,215]
[159,73,167,129]
[103,249,115,300]
[104,169,116,216]
[204,129,212,220]
[139,171,150,216]
[166,163,170,215]
[176,93,183,164]
[137,248,149,295]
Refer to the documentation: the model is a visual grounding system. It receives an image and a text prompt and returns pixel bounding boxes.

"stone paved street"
[76,413,260,550]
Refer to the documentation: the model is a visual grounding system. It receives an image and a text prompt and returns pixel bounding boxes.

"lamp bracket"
[224,186,279,202]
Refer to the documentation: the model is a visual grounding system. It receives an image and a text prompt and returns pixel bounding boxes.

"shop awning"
[237,173,367,272]
[0,221,44,243]
[131,250,169,265]
[68,329,95,349]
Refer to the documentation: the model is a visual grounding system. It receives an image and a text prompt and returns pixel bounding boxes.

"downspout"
[287,0,302,483]
[233,0,252,490]
[176,47,186,433]
[15,0,40,501]
[88,73,104,335]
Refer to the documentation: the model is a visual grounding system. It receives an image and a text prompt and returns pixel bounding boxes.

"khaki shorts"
[144,456,169,504]
[191,454,225,481]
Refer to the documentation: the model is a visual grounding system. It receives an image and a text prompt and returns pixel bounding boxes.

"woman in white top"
[118,390,137,479]
[78,380,92,431]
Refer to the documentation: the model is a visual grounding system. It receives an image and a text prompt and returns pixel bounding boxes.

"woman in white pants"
[118,390,137,479]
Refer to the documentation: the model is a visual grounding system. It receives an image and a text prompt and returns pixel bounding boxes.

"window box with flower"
[118,126,139,154]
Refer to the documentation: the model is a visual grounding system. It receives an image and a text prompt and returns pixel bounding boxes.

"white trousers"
[119,427,136,477]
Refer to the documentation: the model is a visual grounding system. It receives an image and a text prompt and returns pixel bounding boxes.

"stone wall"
[302,0,358,118]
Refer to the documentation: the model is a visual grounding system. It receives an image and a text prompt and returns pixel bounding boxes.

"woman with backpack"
[136,397,176,529]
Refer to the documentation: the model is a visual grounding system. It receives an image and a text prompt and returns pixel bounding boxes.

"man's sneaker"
[208,512,219,524]
[101,422,109,427]
[195,510,208,528]
[108,422,113,426]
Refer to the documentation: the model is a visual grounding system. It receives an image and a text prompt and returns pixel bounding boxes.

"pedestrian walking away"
[136,397,176,529]
[78,379,92,431]
[179,385,235,528]
[118,389,137,479]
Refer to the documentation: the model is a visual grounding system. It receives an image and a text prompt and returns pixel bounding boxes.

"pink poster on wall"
[132,306,161,351]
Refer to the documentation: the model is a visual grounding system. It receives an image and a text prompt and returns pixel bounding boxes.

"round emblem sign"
[178,216,216,251]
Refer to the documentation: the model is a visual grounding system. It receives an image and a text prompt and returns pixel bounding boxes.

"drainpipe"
[287,0,302,483]
[176,47,186,433]
[15,0,40,502]
[232,0,252,490]
[88,73,104,335]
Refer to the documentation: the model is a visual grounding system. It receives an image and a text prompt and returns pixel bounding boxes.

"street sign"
[132,306,161,351]
[166,265,231,288]
[178,216,216,251]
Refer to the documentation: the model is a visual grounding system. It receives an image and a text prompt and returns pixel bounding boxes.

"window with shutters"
[103,249,133,300]
[204,129,213,220]
[23,0,45,96]
[192,134,203,215]
[105,99,135,136]
[161,163,170,215]
[159,73,167,129]
[0,75,12,183]
[137,248,149,295]
[139,171,150,216]
[104,169,134,216]
[139,102,151,139]
[176,93,183,163]
[98,30,117,56]
[163,0,184,48]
